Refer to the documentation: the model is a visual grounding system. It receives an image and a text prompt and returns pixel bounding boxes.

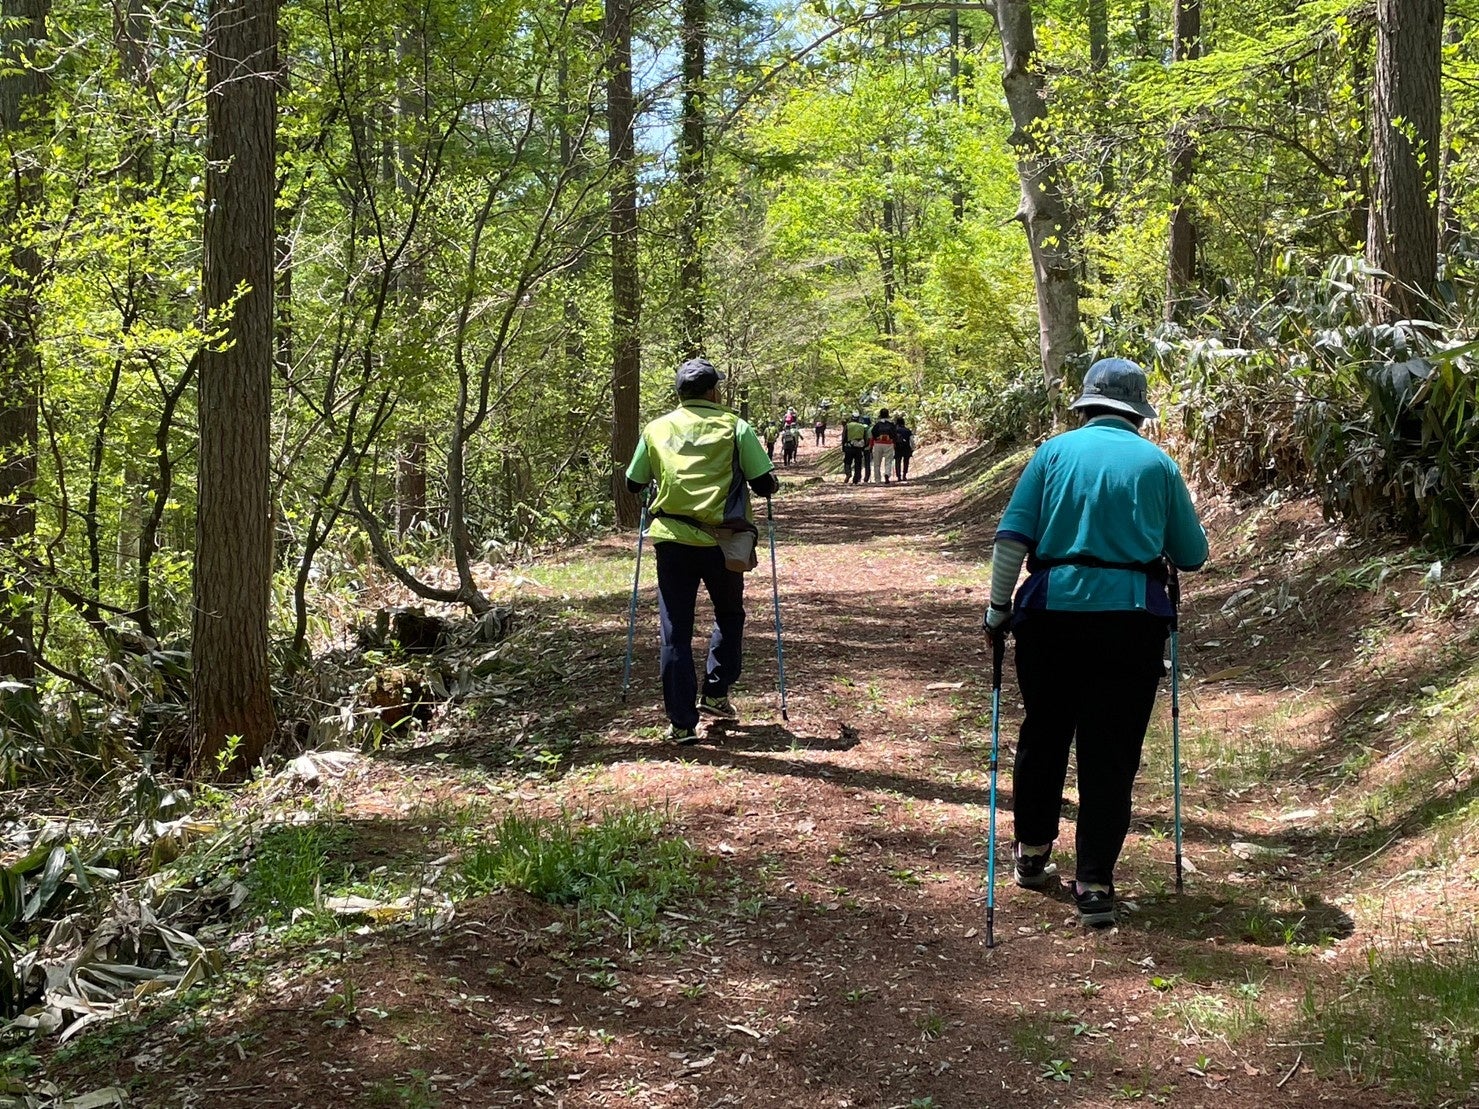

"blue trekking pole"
[620,497,650,703]
[1168,563,1184,893]
[765,497,789,721]
[986,630,1006,948]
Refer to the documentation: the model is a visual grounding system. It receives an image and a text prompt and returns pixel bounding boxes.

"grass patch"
[461,809,705,937]
[1302,935,1479,1100]
[247,823,351,922]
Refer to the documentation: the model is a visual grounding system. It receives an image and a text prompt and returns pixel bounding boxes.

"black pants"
[1012,611,1167,888]
[655,542,744,729]
[894,451,911,480]
[814,427,825,445]
[843,444,865,483]
[783,441,797,465]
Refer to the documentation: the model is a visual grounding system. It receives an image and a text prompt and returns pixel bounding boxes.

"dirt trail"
[61,436,1448,1108]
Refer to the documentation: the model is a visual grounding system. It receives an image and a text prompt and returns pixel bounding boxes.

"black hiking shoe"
[1074,884,1117,927]
[1014,844,1056,890]
[666,723,701,745]
[699,694,737,719]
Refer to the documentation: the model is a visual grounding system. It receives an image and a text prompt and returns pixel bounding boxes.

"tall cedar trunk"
[0,0,48,681]
[192,0,279,773]
[995,0,1083,400]
[1367,0,1443,322]
[607,0,640,526]
[1165,0,1201,321]
[677,0,705,355]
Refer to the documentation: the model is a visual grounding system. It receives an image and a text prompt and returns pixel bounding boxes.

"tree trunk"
[1367,0,1443,322]
[396,431,427,535]
[0,0,49,681]
[1165,0,1201,322]
[950,10,965,222]
[192,0,279,774]
[995,0,1083,400]
[607,0,641,527]
[677,0,705,355]
[880,153,897,340]
[1438,17,1462,253]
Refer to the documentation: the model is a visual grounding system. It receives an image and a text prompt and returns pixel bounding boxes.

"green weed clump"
[247,824,348,922]
[1302,936,1479,1100]
[461,809,704,935]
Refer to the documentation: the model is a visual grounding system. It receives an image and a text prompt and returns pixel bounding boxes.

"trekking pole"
[765,496,790,721]
[986,630,1005,949]
[1168,563,1184,893]
[620,496,650,703]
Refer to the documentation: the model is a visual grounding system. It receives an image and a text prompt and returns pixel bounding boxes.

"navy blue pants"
[655,542,745,729]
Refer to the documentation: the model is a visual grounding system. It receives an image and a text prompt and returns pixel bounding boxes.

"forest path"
[66,435,1430,1109]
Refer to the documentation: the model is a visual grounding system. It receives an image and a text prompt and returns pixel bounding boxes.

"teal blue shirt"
[996,416,1208,617]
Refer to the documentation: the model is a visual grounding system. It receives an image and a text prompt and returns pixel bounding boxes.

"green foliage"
[246,825,350,923]
[460,809,704,936]
[1303,936,1479,1100]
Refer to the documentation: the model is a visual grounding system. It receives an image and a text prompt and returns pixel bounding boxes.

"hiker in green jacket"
[842,413,869,484]
[625,358,779,743]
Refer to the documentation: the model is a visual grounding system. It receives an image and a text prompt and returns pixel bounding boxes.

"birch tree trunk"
[995,0,1083,401]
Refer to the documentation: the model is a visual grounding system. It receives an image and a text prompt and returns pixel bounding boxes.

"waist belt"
[1028,553,1168,584]
[652,509,757,537]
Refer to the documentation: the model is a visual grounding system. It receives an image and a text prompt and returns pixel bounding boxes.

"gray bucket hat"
[1069,357,1158,420]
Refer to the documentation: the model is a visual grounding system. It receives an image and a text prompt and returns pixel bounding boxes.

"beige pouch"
[716,526,759,573]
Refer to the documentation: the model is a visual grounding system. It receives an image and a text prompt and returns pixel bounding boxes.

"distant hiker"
[781,425,800,467]
[625,358,779,744]
[814,412,827,446]
[870,408,897,484]
[762,422,778,461]
[842,412,869,484]
[783,406,798,428]
[893,415,915,481]
[983,357,1208,927]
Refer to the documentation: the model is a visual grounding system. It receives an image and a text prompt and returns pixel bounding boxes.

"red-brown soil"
[38,436,1479,1108]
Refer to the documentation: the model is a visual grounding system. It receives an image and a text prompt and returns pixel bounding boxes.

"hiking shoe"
[1014,844,1056,890]
[666,723,701,745]
[699,694,737,719]
[1074,883,1117,927]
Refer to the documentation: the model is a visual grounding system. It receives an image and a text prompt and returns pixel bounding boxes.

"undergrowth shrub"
[461,809,704,935]
[1095,253,1479,547]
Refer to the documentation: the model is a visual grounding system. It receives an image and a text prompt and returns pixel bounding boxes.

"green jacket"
[844,418,868,446]
[626,400,775,547]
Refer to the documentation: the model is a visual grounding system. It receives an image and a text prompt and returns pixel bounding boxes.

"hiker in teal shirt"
[626,358,778,743]
[983,357,1207,927]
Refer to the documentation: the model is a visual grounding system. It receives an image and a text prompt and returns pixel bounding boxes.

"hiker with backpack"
[982,358,1207,927]
[893,415,915,481]
[869,408,897,484]
[814,411,827,447]
[762,422,778,462]
[842,412,869,484]
[781,424,801,467]
[624,358,779,744]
